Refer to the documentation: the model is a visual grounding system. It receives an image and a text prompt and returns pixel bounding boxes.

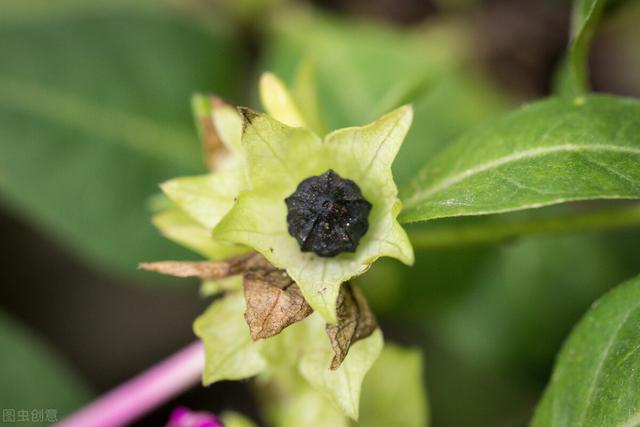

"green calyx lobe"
[285,170,372,257]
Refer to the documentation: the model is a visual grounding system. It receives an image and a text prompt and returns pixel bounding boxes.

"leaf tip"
[158,179,178,198]
[259,71,279,88]
[137,262,152,271]
[237,107,260,127]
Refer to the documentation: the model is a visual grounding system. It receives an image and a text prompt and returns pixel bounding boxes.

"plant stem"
[56,341,204,427]
[409,204,640,250]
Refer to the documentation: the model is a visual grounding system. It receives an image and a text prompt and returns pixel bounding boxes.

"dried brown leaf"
[243,265,313,340]
[326,282,378,370]
[139,253,266,279]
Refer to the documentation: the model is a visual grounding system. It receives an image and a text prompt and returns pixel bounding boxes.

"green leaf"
[559,0,607,96]
[400,95,640,223]
[393,71,510,188]
[191,93,244,171]
[255,65,330,137]
[259,72,307,129]
[531,273,640,427]
[161,172,244,233]
[355,343,429,427]
[291,61,327,137]
[262,369,349,427]
[0,0,241,275]
[215,108,414,322]
[211,97,245,155]
[193,292,268,385]
[299,327,383,420]
[0,310,92,417]
[152,207,246,260]
[157,98,250,260]
[279,387,349,427]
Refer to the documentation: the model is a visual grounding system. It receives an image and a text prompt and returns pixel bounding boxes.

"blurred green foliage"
[261,11,510,187]
[0,310,91,418]
[0,0,240,275]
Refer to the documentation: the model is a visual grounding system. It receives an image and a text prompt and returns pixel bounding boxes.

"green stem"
[409,204,640,250]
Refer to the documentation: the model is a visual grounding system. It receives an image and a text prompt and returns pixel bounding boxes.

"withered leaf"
[139,253,266,279]
[326,282,378,370]
[243,265,313,341]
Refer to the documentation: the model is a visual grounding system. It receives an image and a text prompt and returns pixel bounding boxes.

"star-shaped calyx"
[214,83,414,322]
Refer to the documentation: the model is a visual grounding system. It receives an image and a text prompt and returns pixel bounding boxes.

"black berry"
[285,170,372,257]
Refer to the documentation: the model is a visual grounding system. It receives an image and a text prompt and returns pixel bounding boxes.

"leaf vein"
[576,301,640,426]
[358,114,402,182]
[404,144,640,208]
